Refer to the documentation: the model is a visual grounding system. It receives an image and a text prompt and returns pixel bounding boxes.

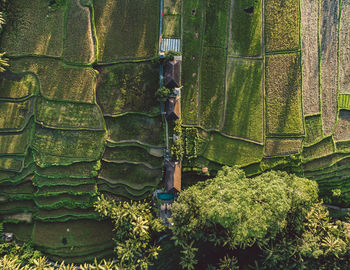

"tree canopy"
[171,167,319,269]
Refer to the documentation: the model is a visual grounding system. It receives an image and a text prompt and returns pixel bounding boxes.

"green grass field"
[33,126,106,164]
[266,53,303,136]
[203,0,229,47]
[264,0,299,52]
[63,0,95,64]
[0,99,33,131]
[36,97,104,130]
[9,58,97,104]
[304,115,323,146]
[199,47,226,129]
[98,162,161,190]
[106,115,164,146]
[265,138,303,157]
[229,0,262,56]
[302,136,335,161]
[0,73,38,100]
[96,62,159,116]
[103,145,163,168]
[94,0,159,62]
[223,58,263,142]
[163,15,181,38]
[202,132,264,166]
[0,0,64,57]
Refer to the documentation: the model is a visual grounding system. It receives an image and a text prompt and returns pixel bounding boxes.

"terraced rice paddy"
[2,0,350,263]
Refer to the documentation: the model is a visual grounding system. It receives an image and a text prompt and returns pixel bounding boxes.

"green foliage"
[171,167,318,269]
[155,87,171,102]
[183,128,207,163]
[171,119,184,161]
[0,254,120,269]
[94,195,166,270]
[259,203,350,269]
[164,50,181,62]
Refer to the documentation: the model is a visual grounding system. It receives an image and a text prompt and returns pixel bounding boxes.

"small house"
[164,60,181,89]
[165,97,180,121]
[164,159,181,193]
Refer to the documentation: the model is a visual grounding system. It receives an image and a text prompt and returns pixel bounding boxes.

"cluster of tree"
[170,167,350,269]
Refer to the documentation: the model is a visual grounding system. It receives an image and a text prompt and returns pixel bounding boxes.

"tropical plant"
[94,195,166,270]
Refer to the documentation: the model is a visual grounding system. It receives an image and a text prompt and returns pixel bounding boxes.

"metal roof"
[160,38,181,53]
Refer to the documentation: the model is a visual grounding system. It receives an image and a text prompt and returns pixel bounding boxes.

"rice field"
[63,0,95,64]
[203,132,264,167]
[301,0,320,115]
[223,58,263,142]
[264,0,300,52]
[265,138,303,157]
[320,0,340,135]
[94,0,159,62]
[229,0,262,56]
[0,73,38,100]
[0,0,64,57]
[96,62,159,116]
[199,47,226,129]
[265,53,303,136]
[36,97,104,130]
[106,115,164,146]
